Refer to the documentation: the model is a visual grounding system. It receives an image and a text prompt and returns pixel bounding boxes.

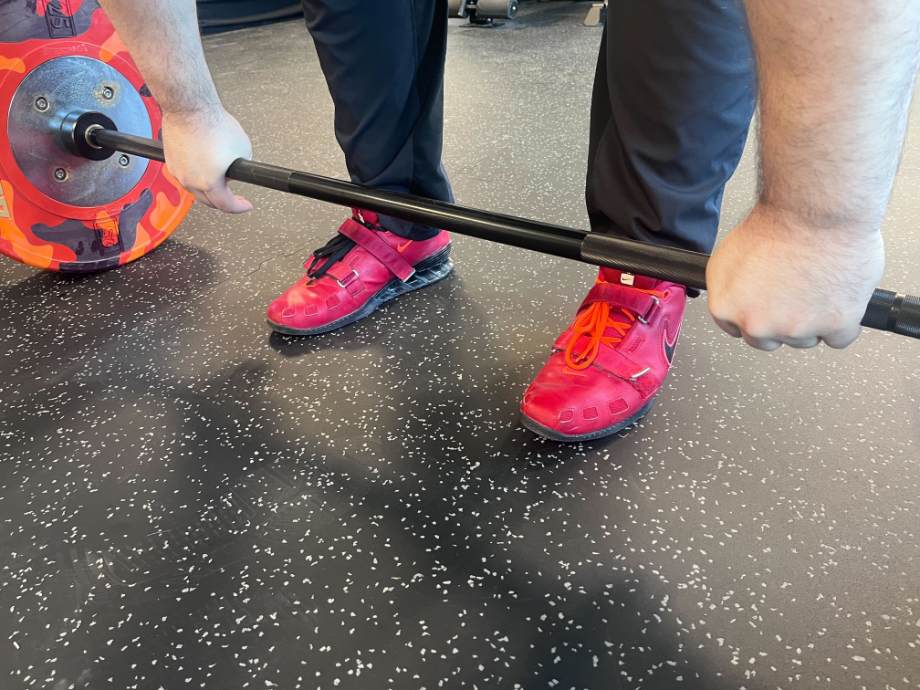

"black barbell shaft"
[89,127,920,340]
[92,129,595,268]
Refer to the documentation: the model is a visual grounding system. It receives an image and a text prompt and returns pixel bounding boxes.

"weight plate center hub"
[8,55,150,208]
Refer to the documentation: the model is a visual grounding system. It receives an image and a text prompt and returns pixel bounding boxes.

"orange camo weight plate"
[0,0,193,272]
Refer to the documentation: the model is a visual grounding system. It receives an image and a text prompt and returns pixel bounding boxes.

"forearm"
[99,0,221,115]
[744,1,920,234]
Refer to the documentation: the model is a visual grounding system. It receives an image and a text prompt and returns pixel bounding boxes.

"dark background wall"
[197,0,303,31]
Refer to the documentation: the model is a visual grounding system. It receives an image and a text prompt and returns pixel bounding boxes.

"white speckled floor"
[2,3,919,689]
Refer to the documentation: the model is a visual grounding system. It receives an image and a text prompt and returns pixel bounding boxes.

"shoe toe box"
[267,280,338,330]
[521,355,642,436]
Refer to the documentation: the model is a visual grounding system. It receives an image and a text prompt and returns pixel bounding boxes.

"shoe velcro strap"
[325,263,367,296]
[551,337,662,396]
[590,347,663,397]
[337,218,416,282]
[581,283,659,322]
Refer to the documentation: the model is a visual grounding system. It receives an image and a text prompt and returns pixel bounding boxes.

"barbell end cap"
[862,289,920,339]
[59,111,118,161]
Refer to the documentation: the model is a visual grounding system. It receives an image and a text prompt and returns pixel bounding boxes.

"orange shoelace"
[564,286,667,370]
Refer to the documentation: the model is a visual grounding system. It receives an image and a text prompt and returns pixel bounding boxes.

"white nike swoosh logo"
[664,322,679,363]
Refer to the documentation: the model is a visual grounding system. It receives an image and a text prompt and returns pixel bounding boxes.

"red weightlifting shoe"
[267,210,452,335]
[521,268,687,443]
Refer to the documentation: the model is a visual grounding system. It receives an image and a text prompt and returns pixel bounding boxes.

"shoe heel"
[379,250,454,303]
[406,257,454,291]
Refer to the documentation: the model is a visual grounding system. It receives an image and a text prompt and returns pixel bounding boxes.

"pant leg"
[586,0,757,255]
[301,0,452,240]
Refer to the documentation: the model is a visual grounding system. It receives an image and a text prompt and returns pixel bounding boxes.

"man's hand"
[98,0,252,213]
[722,1,920,352]
[162,107,253,213]
[707,204,884,351]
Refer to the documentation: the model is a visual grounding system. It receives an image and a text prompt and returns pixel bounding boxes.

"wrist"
[749,200,882,243]
[161,101,226,125]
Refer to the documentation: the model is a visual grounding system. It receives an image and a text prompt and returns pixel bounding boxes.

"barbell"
[1,1,918,339]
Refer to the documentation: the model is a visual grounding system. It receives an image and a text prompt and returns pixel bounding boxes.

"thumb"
[203,182,253,214]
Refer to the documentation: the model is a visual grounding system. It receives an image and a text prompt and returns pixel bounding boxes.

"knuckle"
[737,315,764,338]
[826,332,859,350]
[707,300,731,322]
[717,322,741,337]
[783,323,813,340]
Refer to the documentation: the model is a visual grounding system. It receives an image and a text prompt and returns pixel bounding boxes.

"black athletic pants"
[302,0,758,252]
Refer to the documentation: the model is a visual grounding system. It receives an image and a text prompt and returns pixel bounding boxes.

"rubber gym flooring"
[2,4,919,689]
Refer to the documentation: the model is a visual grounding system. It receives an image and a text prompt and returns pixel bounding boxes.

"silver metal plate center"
[7,56,152,208]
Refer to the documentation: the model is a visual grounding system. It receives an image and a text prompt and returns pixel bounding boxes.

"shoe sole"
[520,398,656,443]
[268,247,454,336]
